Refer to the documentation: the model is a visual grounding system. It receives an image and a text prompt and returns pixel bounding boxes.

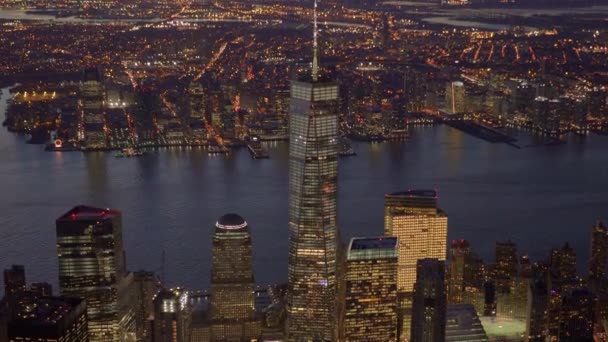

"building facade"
[151,288,190,342]
[384,190,448,341]
[56,205,135,342]
[344,237,398,341]
[6,296,88,342]
[287,76,339,341]
[210,213,259,341]
[3,265,26,297]
[559,289,596,342]
[411,259,447,342]
[589,221,608,280]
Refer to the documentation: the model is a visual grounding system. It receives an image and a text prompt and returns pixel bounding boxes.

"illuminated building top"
[56,205,119,222]
[215,213,248,230]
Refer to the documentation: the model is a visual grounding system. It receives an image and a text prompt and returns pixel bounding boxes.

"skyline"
[0,0,607,339]
[0,130,607,293]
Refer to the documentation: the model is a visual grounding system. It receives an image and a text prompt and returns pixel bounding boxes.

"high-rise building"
[494,241,518,292]
[494,241,529,321]
[449,240,469,304]
[56,205,135,342]
[187,82,208,146]
[80,66,107,150]
[448,240,485,310]
[550,243,577,283]
[6,296,88,342]
[286,38,340,341]
[151,288,190,342]
[445,81,466,115]
[133,271,159,341]
[384,190,448,341]
[559,289,596,342]
[411,259,446,342]
[188,82,206,120]
[445,304,489,342]
[344,237,398,341]
[525,278,548,342]
[589,220,608,280]
[3,265,26,297]
[210,213,260,341]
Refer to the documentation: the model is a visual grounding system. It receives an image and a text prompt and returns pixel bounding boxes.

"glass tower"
[56,205,135,342]
[411,258,447,342]
[287,76,339,341]
[344,237,398,341]
[384,190,448,342]
[210,213,259,341]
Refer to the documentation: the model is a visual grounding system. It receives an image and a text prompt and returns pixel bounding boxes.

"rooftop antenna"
[312,0,319,82]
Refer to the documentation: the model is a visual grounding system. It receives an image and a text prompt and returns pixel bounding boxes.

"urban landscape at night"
[0,0,607,341]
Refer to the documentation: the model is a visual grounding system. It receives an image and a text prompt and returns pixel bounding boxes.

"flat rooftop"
[387,189,437,198]
[13,296,84,325]
[350,237,398,251]
[57,205,120,222]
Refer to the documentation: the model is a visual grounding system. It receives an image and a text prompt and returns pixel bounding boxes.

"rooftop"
[216,213,247,230]
[56,205,120,222]
[12,296,84,326]
[350,237,398,251]
[387,189,437,198]
[347,237,398,261]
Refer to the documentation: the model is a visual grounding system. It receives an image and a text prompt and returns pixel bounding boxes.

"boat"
[115,147,144,158]
[247,137,269,159]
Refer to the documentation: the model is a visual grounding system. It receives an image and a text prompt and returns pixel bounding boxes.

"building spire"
[312,0,319,82]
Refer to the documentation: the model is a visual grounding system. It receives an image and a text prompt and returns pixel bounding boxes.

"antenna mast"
[312,0,319,82]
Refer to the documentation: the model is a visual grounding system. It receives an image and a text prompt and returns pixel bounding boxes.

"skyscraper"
[445,81,466,115]
[80,66,107,150]
[550,243,577,283]
[494,240,518,292]
[344,237,398,341]
[589,220,608,280]
[151,288,190,342]
[411,258,447,342]
[187,82,208,146]
[5,296,88,342]
[210,213,259,341]
[56,205,135,342]
[384,190,448,341]
[559,289,596,342]
[286,2,340,337]
[525,278,549,342]
[448,239,485,310]
[3,265,26,297]
[133,271,159,341]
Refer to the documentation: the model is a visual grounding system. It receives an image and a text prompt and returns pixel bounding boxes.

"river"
[1,86,607,293]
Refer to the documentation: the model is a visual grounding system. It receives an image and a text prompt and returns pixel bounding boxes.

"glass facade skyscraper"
[56,205,135,342]
[344,237,398,341]
[210,213,259,341]
[287,76,339,341]
[384,190,448,341]
[411,258,447,342]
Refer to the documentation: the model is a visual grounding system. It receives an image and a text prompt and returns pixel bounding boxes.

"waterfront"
[1,87,608,292]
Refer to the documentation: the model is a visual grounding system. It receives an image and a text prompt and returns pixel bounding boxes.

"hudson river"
[1,87,607,292]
